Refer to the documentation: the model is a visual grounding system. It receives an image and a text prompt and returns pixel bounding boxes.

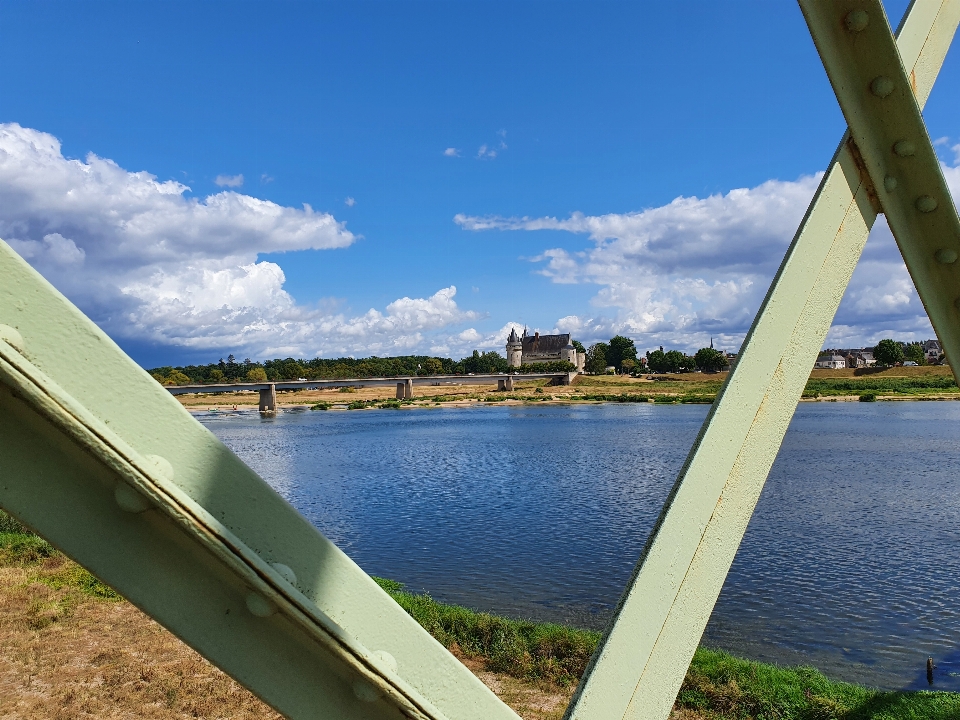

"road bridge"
[164,371,578,412]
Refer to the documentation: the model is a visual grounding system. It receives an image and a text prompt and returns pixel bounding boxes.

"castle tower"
[506,327,523,367]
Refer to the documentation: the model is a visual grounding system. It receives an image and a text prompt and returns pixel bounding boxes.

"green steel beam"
[800,0,960,383]
[564,2,960,719]
[0,247,521,719]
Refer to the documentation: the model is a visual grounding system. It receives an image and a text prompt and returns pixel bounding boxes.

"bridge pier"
[396,382,405,400]
[404,378,413,399]
[258,383,277,413]
[506,376,514,391]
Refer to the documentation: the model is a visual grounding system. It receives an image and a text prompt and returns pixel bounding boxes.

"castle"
[506,328,584,370]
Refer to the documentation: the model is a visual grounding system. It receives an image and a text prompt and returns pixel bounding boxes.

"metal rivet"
[144,454,174,482]
[935,249,958,264]
[870,76,894,98]
[916,195,938,213]
[352,680,381,702]
[893,140,916,157]
[845,9,869,32]
[270,562,297,586]
[0,325,25,353]
[373,650,398,674]
[884,175,897,192]
[114,482,151,513]
[245,592,277,617]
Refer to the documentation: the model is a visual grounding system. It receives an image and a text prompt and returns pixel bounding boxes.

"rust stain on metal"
[845,136,882,214]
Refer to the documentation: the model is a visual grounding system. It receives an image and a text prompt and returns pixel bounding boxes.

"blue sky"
[1,0,959,366]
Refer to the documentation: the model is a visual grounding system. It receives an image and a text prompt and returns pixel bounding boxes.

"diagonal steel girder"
[801,0,960,383]
[565,2,960,719]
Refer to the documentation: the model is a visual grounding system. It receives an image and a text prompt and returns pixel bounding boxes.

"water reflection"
[200,401,960,691]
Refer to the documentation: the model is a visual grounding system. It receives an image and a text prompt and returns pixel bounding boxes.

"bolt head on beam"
[870,76,894,97]
[935,248,958,264]
[845,9,870,33]
[916,195,938,213]
[893,140,916,157]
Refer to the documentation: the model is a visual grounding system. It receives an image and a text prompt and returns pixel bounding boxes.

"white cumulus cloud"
[458,160,960,353]
[0,123,480,358]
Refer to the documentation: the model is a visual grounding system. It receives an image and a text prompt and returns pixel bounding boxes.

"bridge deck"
[164,372,575,395]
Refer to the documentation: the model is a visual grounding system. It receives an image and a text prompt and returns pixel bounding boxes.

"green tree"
[646,348,667,373]
[904,342,926,365]
[620,358,637,374]
[461,350,509,374]
[246,367,268,382]
[664,350,686,373]
[424,357,444,374]
[572,340,586,354]
[585,343,608,374]
[167,370,192,385]
[694,347,729,373]
[209,369,226,382]
[873,339,904,366]
[606,335,638,371]
[277,359,306,379]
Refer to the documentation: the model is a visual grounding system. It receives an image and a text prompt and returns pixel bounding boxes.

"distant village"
[148,333,946,387]
[814,339,943,369]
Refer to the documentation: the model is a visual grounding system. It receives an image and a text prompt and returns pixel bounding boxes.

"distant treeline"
[149,351,574,385]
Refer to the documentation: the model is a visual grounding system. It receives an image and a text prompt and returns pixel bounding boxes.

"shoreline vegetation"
[168,365,960,412]
[2,514,959,719]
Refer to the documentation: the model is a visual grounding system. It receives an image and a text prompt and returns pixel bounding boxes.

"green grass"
[372,577,599,686]
[4,510,957,717]
[803,376,958,398]
[371,577,960,719]
[0,511,120,600]
[680,648,960,720]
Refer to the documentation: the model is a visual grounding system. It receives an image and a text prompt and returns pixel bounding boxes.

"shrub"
[246,367,268,382]
[0,509,32,534]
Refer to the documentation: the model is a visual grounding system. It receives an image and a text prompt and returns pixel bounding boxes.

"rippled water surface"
[199,401,960,691]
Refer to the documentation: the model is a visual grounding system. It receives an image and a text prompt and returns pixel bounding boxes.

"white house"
[923,339,942,363]
[815,354,847,370]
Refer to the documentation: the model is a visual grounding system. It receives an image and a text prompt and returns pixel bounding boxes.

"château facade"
[506,328,584,371]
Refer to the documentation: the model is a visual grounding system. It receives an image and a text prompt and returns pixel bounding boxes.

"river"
[197,400,960,691]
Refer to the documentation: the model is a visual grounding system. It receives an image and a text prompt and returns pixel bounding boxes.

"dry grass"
[0,556,596,719]
[0,562,283,720]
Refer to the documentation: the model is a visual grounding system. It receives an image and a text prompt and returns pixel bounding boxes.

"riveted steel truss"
[564,2,960,718]
[0,2,958,720]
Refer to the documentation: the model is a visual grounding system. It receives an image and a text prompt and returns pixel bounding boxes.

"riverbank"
[3,514,959,719]
[173,365,960,411]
